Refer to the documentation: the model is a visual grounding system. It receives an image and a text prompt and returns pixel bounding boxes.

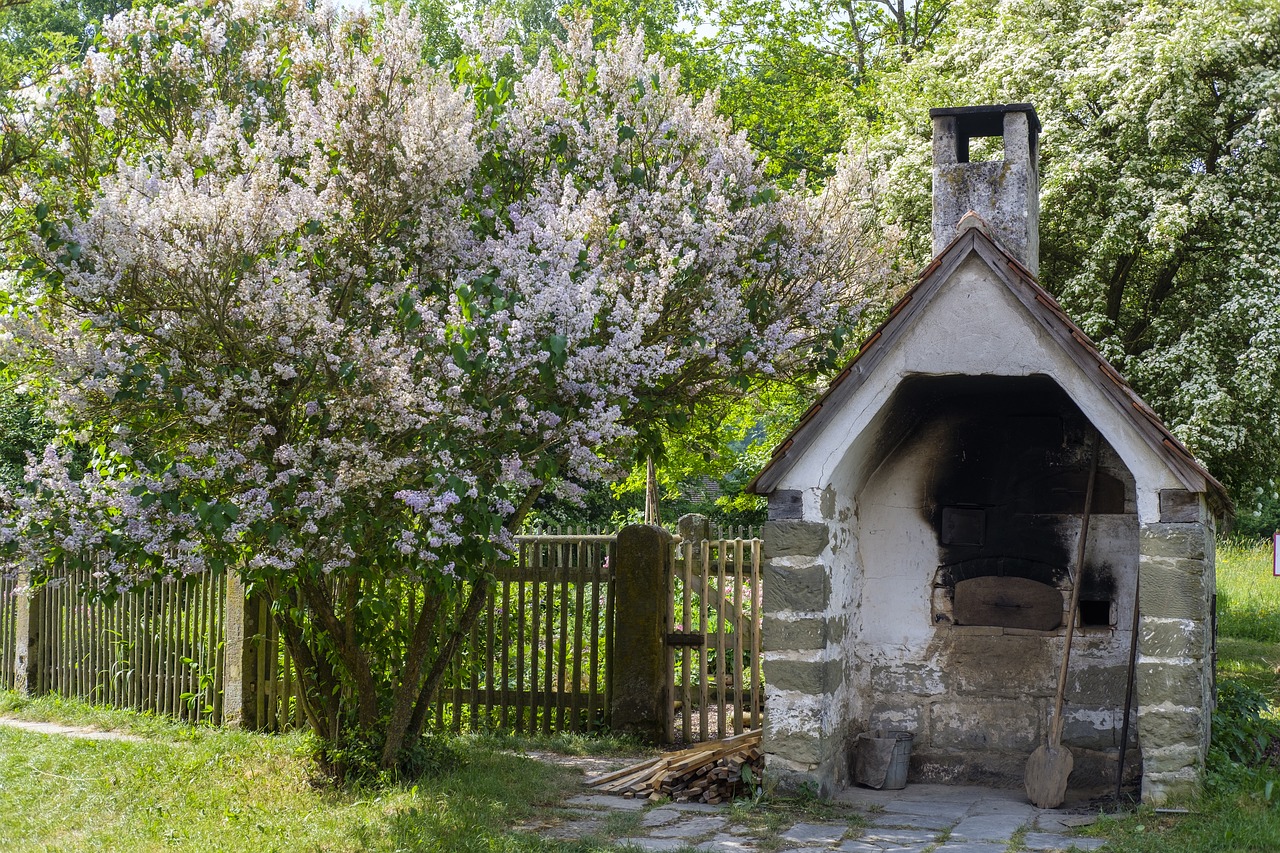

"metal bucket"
[853,729,914,789]
[882,730,914,790]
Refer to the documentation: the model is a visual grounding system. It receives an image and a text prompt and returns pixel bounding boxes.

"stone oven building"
[748,104,1228,804]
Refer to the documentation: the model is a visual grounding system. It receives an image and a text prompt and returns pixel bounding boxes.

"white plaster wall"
[772,253,1188,518]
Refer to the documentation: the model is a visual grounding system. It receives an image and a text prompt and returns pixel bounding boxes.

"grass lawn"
[0,694,621,853]
[4,537,1280,852]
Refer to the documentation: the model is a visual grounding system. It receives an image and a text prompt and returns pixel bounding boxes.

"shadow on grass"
[343,747,621,852]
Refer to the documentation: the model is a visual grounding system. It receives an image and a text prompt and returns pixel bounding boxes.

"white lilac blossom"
[0,0,894,758]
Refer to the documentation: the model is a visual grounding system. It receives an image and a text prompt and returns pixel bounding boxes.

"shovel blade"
[1025,743,1073,808]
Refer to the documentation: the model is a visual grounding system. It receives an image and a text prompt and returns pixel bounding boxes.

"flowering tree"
[843,0,1280,520]
[0,0,886,771]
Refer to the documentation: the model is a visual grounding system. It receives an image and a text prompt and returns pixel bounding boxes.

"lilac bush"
[0,0,891,770]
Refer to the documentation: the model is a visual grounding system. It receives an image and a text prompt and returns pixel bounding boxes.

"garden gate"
[667,534,764,744]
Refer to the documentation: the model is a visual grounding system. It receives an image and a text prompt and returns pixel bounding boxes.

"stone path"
[528,782,1109,852]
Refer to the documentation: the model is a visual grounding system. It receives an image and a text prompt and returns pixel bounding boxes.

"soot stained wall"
[849,375,1140,792]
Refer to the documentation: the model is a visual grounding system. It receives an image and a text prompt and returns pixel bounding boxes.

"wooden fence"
[669,537,763,743]
[0,527,762,745]
[0,568,225,722]
[0,574,15,692]
[434,535,614,734]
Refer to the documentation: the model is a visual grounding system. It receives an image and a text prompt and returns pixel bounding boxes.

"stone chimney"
[931,104,1040,273]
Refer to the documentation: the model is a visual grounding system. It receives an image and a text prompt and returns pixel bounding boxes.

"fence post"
[610,523,672,744]
[222,572,261,729]
[12,569,43,696]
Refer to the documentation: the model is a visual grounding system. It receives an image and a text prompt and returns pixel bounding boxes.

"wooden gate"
[667,537,764,743]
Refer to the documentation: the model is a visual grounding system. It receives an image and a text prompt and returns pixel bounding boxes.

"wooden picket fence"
[669,537,764,744]
[0,568,226,722]
[433,535,615,734]
[0,528,763,745]
[0,574,16,692]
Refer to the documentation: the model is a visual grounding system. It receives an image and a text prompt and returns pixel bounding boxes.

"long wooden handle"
[1050,430,1101,748]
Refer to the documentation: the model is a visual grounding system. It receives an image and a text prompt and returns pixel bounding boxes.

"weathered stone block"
[766,658,843,694]
[929,699,1040,751]
[1140,743,1202,775]
[945,634,1057,697]
[1139,560,1209,622]
[762,616,838,651]
[1061,711,1122,750]
[1139,708,1204,747]
[870,661,945,696]
[762,562,830,613]
[763,617,821,651]
[1064,663,1130,707]
[768,490,804,520]
[766,729,823,764]
[866,700,925,734]
[611,524,673,743]
[1139,619,1204,658]
[1136,662,1204,707]
[1140,524,1207,560]
[762,521,830,559]
[1143,769,1200,805]
[1159,490,1206,524]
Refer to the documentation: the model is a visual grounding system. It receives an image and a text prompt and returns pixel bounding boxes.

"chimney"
[930,104,1040,273]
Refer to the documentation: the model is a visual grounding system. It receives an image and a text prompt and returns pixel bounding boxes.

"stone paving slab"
[837,842,928,853]
[779,822,850,845]
[1022,832,1107,851]
[875,799,971,820]
[566,794,648,811]
[967,798,1037,818]
[932,842,1008,853]
[641,809,682,827]
[649,816,727,838]
[1035,814,1100,832]
[857,828,940,845]
[695,835,759,852]
[868,812,958,831]
[614,837,692,851]
[542,818,605,839]
[950,813,1029,841]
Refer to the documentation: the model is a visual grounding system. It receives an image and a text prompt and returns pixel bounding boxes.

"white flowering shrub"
[849,0,1280,508]
[0,0,876,769]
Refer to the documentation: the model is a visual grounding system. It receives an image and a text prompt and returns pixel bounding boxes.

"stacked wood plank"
[588,730,762,804]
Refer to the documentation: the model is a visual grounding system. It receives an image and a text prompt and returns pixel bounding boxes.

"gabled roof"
[747,218,1231,514]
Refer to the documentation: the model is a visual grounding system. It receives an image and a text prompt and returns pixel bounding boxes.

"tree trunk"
[405,575,492,741]
[378,591,444,769]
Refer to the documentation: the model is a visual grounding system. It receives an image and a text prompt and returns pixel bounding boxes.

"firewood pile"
[588,729,762,804]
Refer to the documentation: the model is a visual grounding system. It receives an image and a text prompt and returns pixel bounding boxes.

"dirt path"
[0,716,143,742]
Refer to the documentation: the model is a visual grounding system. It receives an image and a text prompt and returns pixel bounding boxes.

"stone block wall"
[1135,490,1216,803]
[759,511,849,794]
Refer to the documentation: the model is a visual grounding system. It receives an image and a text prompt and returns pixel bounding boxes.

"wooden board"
[954,576,1062,630]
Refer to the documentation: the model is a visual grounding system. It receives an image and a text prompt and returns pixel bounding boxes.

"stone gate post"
[610,523,673,743]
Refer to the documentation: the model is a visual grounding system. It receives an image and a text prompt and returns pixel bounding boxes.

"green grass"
[1217,538,1280,643]
[1079,536,1280,852]
[0,694,618,852]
